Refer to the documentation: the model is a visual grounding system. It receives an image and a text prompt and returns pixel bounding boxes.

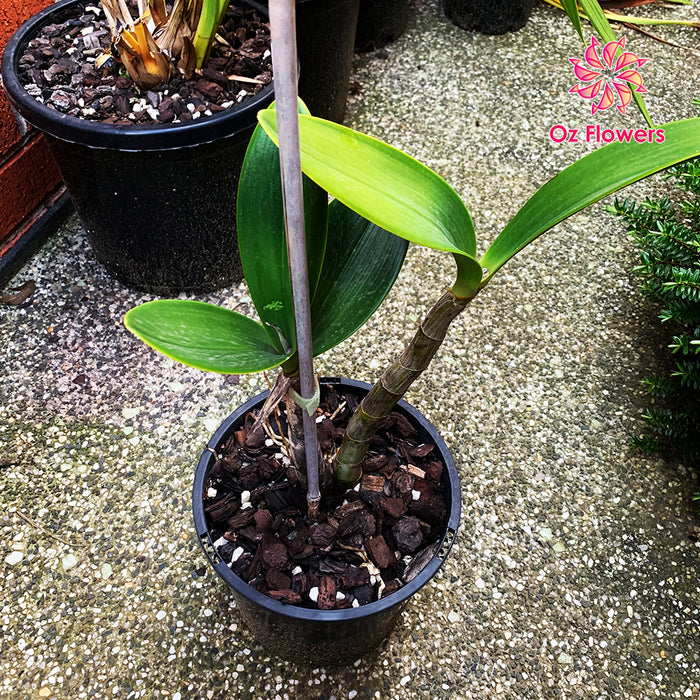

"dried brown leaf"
[0,280,36,305]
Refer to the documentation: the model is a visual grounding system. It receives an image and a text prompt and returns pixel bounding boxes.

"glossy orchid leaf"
[310,200,408,356]
[257,109,477,259]
[452,252,484,298]
[481,118,700,280]
[237,108,328,354]
[123,300,292,374]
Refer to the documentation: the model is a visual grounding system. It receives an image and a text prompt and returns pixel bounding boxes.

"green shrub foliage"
[609,155,700,464]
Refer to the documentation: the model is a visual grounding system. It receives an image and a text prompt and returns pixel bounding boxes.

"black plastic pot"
[193,377,461,665]
[355,0,409,53]
[1,0,274,295]
[443,0,534,35]
[296,0,359,123]
[251,0,359,122]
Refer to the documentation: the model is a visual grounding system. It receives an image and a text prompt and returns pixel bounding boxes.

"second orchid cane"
[267,0,322,517]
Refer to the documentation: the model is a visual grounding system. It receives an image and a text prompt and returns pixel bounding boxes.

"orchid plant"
[100,0,229,89]
[124,0,700,502]
[125,106,700,488]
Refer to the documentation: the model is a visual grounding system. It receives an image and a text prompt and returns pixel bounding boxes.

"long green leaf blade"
[310,201,408,356]
[238,110,328,353]
[579,0,617,41]
[560,0,583,38]
[124,300,292,373]
[598,12,699,27]
[258,109,476,258]
[481,118,700,279]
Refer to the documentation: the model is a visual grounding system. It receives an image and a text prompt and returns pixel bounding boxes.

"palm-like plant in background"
[100,0,229,89]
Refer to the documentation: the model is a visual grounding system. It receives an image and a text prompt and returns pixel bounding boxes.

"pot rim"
[192,377,461,623]
[0,0,274,151]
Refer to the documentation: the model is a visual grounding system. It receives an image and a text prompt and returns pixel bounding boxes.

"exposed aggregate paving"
[1,1,699,698]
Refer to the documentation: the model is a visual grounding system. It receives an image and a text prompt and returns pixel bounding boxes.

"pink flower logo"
[569,36,647,115]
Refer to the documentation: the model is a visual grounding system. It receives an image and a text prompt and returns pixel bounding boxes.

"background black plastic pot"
[1,0,274,295]
[193,377,461,665]
[355,0,409,53]
[443,0,534,34]
[250,0,359,123]
[295,0,360,123]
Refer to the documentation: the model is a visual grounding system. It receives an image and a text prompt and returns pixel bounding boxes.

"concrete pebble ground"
[1,1,699,698]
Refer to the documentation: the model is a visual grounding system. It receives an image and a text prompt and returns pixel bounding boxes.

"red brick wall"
[1,0,63,260]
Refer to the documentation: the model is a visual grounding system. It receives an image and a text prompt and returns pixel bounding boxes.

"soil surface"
[16,0,272,125]
[203,385,450,610]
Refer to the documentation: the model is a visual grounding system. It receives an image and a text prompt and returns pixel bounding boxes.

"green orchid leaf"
[238,105,328,354]
[310,201,409,356]
[481,118,700,281]
[124,300,292,374]
[452,253,483,299]
[258,109,476,259]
